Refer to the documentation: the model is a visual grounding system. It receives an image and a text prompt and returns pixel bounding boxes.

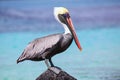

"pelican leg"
[45,59,50,68]
[49,58,54,67]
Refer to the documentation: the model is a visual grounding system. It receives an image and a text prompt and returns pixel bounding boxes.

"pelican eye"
[62,13,70,18]
[58,13,70,24]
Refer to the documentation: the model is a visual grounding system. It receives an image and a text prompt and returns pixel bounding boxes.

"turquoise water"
[0,28,120,80]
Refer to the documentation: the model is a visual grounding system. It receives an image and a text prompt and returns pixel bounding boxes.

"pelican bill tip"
[79,48,82,52]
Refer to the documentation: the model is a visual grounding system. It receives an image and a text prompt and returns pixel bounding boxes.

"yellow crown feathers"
[54,7,69,15]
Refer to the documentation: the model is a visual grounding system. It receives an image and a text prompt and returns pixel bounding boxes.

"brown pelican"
[17,7,82,68]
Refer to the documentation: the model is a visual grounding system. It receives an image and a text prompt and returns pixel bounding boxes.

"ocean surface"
[0,0,120,80]
[0,28,120,80]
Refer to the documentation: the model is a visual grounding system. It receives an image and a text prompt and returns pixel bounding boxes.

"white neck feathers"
[62,23,71,34]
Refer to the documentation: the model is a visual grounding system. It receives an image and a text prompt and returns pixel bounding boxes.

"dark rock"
[36,67,77,80]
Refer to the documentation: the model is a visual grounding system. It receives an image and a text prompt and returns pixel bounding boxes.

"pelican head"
[54,7,82,51]
[54,7,69,23]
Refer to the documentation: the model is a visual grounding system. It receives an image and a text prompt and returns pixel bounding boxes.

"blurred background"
[0,0,120,80]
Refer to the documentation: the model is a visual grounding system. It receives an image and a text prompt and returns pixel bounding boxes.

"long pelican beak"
[54,7,82,51]
[66,17,82,51]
